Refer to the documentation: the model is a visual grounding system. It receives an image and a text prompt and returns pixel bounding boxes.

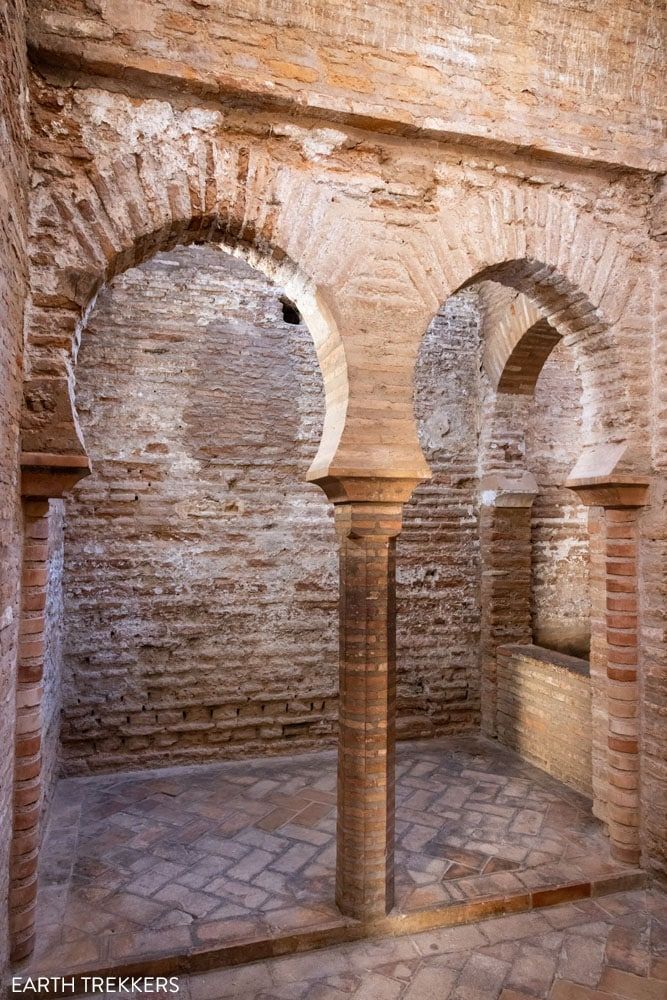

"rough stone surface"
[527,342,589,658]
[60,247,337,771]
[400,290,482,738]
[58,250,486,771]
[41,499,64,804]
[22,75,655,477]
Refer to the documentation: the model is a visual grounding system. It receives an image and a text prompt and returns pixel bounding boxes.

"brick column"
[587,506,609,825]
[479,473,537,737]
[604,507,642,864]
[334,501,402,920]
[9,500,50,963]
[567,475,649,866]
[8,452,90,962]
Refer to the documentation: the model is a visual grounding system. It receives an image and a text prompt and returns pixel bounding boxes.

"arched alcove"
[11,97,654,954]
[57,244,339,773]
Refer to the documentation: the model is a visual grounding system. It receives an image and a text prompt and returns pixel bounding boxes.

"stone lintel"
[21,451,92,499]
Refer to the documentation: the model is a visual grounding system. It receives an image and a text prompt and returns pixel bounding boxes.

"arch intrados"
[424,255,633,443]
[419,256,606,403]
[475,278,562,396]
[495,318,562,396]
[72,222,321,352]
[456,258,600,343]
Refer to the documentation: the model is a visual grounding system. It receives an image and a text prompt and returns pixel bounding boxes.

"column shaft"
[10,500,50,963]
[566,473,648,862]
[604,508,641,864]
[335,502,402,921]
[587,507,609,825]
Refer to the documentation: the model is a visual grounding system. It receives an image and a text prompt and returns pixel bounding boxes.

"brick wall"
[641,180,667,880]
[497,644,593,797]
[56,246,596,774]
[527,341,590,658]
[27,1,664,170]
[60,247,337,771]
[6,0,662,892]
[0,0,29,973]
[641,490,667,879]
[59,250,487,771]
[398,289,482,737]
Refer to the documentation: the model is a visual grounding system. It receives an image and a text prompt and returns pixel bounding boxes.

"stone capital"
[565,442,650,508]
[21,452,91,499]
[310,472,424,505]
[479,471,538,508]
[565,475,650,509]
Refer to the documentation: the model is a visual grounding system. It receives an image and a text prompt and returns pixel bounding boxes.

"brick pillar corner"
[567,473,649,867]
[604,506,642,865]
[8,452,91,963]
[479,473,537,738]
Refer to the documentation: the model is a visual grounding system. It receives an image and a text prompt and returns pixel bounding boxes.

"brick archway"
[13,112,653,951]
[22,223,350,485]
[475,283,577,746]
[462,271,648,870]
[479,283,562,396]
[15,134,357,960]
[397,170,654,880]
[402,181,647,463]
[24,87,650,494]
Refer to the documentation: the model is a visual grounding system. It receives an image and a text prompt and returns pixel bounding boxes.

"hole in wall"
[280,296,302,325]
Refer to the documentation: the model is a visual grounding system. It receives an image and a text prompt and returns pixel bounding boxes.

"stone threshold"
[16,869,646,996]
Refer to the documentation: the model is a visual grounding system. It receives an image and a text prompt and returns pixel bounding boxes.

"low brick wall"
[496,643,592,798]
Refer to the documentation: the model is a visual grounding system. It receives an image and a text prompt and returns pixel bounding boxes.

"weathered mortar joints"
[476,297,645,848]
[9,500,49,965]
[496,644,593,797]
[477,295,569,742]
[13,229,655,952]
[479,472,538,738]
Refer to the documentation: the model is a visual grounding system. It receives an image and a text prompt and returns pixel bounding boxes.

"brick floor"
[74,887,667,999]
[27,736,636,976]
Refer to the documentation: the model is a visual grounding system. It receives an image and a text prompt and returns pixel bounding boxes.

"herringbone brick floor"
[165,887,667,999]
[29,736,630,975]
